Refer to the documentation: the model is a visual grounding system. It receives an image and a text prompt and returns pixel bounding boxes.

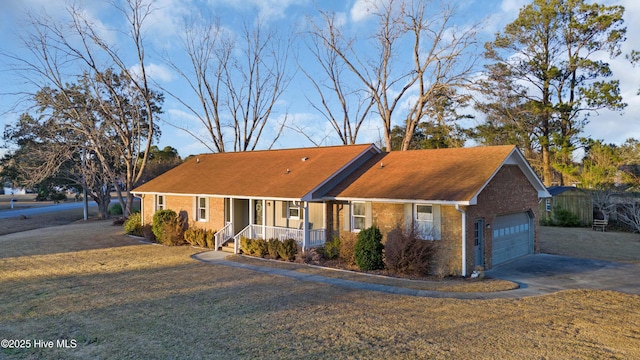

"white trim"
[330,197,470,206]
[155,194,165,211]
[286,201,301,220]
[196,196,208,222]
[455,204,467,277]
[132,192,306,203]
[351,201,366,232]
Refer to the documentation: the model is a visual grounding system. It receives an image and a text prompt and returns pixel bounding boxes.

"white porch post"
[262,199,266,240]
[249,199,254,239]
[322,201,327,243]
[230,198,238,254]
[303,201,309,252]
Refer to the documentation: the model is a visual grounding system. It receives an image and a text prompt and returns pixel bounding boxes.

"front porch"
[213,197,327,253]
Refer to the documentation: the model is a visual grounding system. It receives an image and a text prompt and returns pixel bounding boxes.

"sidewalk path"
[192,251,574,299]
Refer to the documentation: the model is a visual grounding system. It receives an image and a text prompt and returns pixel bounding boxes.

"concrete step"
[220,240,235,253]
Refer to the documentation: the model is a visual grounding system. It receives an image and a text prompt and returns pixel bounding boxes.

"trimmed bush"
[240,236,254,254]
[267,238,281,258]
[339,232,358,266]
[152,209,185,246]
[384,227,436,276]
[184,226,216,248]
[124,213,143,236]
[354,226,384,271]
[253,239,269,257]
[152,209,177,241]
[278,238,298,261]
[322,236,340,260]
[159,219,186,246]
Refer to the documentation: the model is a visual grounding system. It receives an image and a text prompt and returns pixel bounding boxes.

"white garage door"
[492,212,533,266]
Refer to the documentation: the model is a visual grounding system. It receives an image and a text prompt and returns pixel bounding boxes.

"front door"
[474,220,484,268]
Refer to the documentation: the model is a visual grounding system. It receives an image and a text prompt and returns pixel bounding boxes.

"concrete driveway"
[486,254,640,297]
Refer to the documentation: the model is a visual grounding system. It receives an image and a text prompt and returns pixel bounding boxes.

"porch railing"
[232,224,326,250]
[214,222,234,251]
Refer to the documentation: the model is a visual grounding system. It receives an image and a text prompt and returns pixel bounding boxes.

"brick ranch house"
[132,144,549,276]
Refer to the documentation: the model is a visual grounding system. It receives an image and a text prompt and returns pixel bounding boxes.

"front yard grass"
[1,221,640,359]
[539,226,640,264]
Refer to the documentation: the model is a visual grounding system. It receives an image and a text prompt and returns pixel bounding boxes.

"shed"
[540,186,593,226]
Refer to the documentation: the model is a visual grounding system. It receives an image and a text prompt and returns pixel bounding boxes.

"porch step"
[220,240,236,253]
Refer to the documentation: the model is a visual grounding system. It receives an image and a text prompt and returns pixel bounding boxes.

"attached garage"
[492,212,534,266]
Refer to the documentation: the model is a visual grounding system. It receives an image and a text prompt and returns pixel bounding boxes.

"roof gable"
[133,144,379,199]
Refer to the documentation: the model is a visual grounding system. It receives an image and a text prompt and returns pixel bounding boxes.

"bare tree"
[2,0,160,215]
[618,202,640,233]
[163,14,291,152]
[309,0,478,151]
[299,21,374,145]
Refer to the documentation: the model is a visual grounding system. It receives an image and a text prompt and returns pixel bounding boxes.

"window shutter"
[404,203,413,233]
[365,202,372,228]
[192,197,197,221]
[343,203,350,231]
[433,204,442,240]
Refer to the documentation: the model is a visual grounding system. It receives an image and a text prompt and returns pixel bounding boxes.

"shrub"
[267,238,281,258]
[159,219,186,246]
[322,236,340,260]
[553,206,581,227]
[253,239,269,257]
[109,203,123,215]
[184,226,215,248]
[278,238,298,261]
[354,226,384,271]
[124,213,143,236]
[152,209,185,246]
[152,209,178,241]
[240,236,254,254]
[384,227,435,276]
[339,232,358,266]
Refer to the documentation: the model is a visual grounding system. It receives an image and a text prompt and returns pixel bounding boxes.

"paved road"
[0,201,97,219]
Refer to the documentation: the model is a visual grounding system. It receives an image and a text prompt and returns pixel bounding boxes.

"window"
[545,198,551,212]
[287,201,300,219]
[352,202,366,231]
[156,195,164,211]
[416,205,433,222]
[197,197,208,221]
[415,204,436,240]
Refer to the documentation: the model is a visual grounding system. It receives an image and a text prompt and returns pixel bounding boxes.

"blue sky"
[1,0,638,159]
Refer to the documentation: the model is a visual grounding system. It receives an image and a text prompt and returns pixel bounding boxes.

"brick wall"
[371,202,405,242]
[140,194,225,232]
[466,165,540,270]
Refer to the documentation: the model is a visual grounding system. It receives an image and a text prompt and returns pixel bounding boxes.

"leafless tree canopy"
[2,0,160,215]
[307,0,478,151]
[163,14,291,152]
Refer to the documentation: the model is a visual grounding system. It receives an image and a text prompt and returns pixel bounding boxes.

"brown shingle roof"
[327,145,517,202]
[133,144,377,199]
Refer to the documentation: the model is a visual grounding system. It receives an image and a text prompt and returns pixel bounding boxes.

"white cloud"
[349,0,392,23]
[128,62,175,83]
[211,0,309,21]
